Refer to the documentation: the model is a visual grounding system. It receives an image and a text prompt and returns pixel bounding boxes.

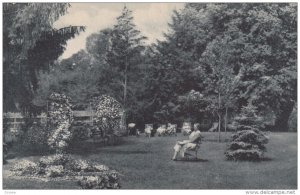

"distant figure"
[157,124,167,136]
[172,124,202,160]
[128,123,136,135]
[182,122,192,135]
[145,124,153,138]
[208,122,218,132]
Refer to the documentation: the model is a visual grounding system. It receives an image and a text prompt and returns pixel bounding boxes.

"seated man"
[172,124,202,160]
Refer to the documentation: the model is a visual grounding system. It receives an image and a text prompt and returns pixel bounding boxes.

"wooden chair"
[184,137,202,159]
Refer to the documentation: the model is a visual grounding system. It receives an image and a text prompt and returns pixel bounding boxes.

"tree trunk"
[224,106,228,133]
[274,101,294,132]
[218,92,221,142]
[123,56,128,135]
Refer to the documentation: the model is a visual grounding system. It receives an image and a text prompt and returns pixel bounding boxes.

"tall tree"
[107,6,147,128]
[158,3,297,131]
[3,3,85,114]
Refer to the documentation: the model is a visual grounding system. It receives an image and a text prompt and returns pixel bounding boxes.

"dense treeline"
[4,3,297,132]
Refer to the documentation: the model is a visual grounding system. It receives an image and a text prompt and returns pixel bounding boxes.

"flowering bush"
[65,159,90,172]
[91,95,122,119]
[39,154,71,168]
[45,165,64,177]
[91,95,123,136]
[10,155,121,188]
[48,93,73,126]
[48,121,72,152]
[11,159,39,176]
[47,93,73,153]
[78,170,121,189]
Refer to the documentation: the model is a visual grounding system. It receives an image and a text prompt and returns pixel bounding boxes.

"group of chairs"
[145,124,177,137]
[144,122,201,138]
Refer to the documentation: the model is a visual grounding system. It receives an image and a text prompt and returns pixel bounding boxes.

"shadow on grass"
[175,158,209,162]
[97,150,151,155]
[260,157,273,162]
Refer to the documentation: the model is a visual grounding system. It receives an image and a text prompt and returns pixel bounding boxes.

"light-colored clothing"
[174,130,201,157]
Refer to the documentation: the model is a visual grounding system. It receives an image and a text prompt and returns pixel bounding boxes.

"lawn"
[3,132,297,189]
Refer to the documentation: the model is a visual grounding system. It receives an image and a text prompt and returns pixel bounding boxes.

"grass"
[3,132,297,189]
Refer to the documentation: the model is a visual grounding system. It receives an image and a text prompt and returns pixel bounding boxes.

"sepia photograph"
[2,1,297,191]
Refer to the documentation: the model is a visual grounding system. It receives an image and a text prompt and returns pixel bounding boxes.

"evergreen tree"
[107,6,147,129]
[225,104,269,161]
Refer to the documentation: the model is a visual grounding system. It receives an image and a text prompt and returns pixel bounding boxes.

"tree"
[200,36,240,141]
[171,3,297,132]
[107,6,147,129]
[3,3,85,114]
[33,50,100,108]
[225,104,269,161]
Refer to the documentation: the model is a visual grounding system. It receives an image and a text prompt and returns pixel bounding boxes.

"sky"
[53,3,185,59]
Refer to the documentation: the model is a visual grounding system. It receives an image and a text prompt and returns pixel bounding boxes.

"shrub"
[78,171,121,189]
[225,104,269,161]
[47,93,74,153]
[11,159,39,176]
[70,124,93,141]
[91,95,124,136]
[10,154,121,188]
[225,149,262,161]
[23,123,49,146]
[45,165,64,177]
[65,159,90,172]
[48,121,72,152]
[39,154,71,168]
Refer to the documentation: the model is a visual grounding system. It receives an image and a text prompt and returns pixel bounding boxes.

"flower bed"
[10,154,121,188]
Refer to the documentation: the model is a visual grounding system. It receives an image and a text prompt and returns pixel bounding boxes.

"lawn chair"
[184,136,203,160]
[157,124,167,136]
[166,123,177,136]
[182,122,192,136]
[145,124,153,138]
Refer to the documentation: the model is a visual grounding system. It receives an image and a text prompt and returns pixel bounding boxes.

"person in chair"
[172,124,202,160]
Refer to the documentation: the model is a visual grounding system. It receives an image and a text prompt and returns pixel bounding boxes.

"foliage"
[225,104,269,161]
[11,159,39,176]
[23,122,49,146]
[3,3,85,113]
[47,93,73,153]
[288,105,297,132]
[10,154,121,188]
[33,50,101,107]
[91,95,124,136]
[107,6,147,126]
[149,3,297,131]
[70,123,94,141]
[78,171,121,189]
